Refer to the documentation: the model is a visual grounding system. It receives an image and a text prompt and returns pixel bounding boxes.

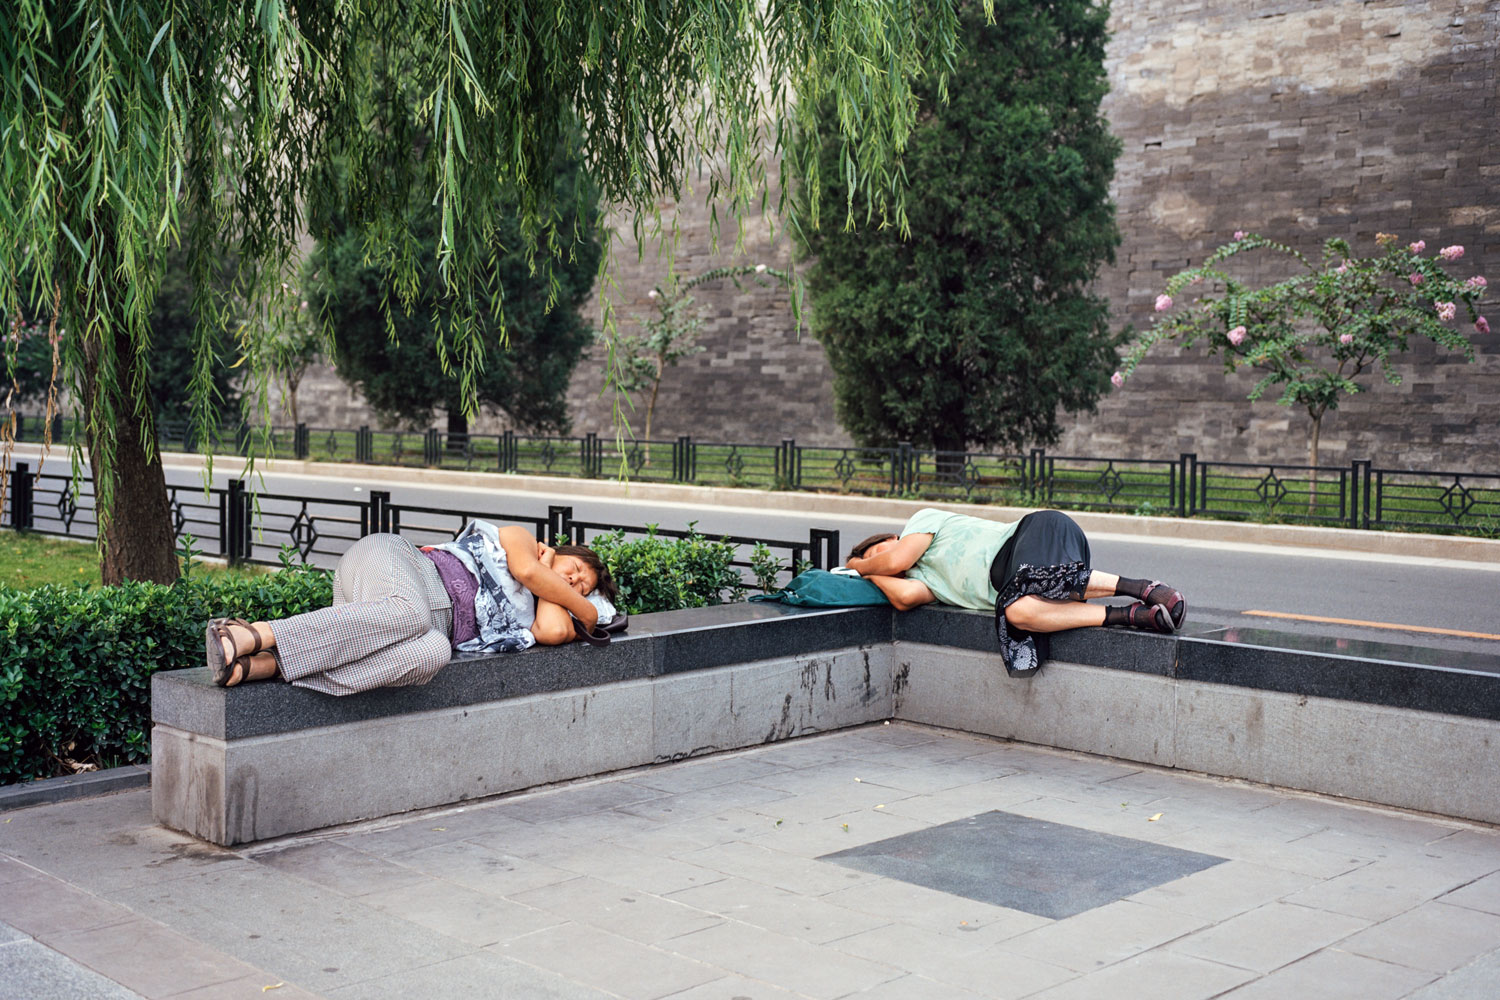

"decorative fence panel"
[9,414,1499,536]
[0,466,839,585]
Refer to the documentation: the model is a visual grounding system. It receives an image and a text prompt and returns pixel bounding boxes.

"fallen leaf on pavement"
[1148,813,1163,822]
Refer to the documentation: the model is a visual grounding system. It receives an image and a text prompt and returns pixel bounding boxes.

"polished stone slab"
[152,604,888,740]
[637,602,893,676]
[1176,631,1500,721]
[153,602,1500,746]
[819,809,1225,920]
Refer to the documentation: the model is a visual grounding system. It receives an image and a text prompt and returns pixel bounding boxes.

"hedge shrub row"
[585,528,746,614]
[0,561,332,785]
[1,529,751,784]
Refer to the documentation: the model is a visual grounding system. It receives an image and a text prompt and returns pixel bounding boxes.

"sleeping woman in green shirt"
[844,508,1185,677]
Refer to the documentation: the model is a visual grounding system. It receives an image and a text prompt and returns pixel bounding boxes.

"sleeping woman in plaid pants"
[204,521,617,695]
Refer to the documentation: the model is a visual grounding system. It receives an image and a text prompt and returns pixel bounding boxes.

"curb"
[13,443,1500,564]
[0,765,150,812]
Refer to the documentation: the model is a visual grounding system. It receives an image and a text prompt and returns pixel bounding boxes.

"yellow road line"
[1242,610,1500,642]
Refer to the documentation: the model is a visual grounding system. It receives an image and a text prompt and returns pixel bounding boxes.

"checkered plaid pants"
[271,534,454,696]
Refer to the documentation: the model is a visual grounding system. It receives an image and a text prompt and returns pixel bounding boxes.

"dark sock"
[1115,576,1152,600]
[1104,604,1133,627]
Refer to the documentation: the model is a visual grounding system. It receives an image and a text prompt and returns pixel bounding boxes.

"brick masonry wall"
[282,0,1499,469]
[1071,0,1500,469]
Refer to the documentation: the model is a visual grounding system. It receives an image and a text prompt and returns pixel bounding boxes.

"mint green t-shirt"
[901,508,1020,610]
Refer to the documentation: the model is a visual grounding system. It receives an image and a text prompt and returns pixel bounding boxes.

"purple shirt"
[423,548,479,645]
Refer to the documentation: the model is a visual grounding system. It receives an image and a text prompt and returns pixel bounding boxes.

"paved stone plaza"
[3,722,1499,999]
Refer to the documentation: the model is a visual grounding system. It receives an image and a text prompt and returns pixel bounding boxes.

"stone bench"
[151,604,1500,845]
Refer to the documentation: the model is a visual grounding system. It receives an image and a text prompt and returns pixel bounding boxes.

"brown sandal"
[205,618,263,686]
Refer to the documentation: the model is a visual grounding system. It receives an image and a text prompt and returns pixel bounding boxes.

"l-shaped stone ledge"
[152,604,1500,845]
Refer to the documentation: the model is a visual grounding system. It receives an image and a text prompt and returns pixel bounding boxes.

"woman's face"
[554,554,599,596]
[863,538,899,560]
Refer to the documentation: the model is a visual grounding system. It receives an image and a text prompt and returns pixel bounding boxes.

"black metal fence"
[10,413,1500,536]
[0,462,840,585]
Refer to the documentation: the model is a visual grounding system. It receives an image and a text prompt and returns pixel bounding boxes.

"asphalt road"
[17,457,1500,660]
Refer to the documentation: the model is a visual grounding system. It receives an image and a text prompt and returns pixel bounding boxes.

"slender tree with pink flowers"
[1115,233,1487,478]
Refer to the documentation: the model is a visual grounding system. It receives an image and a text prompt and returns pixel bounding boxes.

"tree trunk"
[285,373,301,429]
[642,361,665,468]
[932,428,967,480]
[82,325,179,585]
[446,409,469,454]
[1306,412,1322,514]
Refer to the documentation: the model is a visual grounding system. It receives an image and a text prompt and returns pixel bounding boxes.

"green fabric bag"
[749,569,890,607]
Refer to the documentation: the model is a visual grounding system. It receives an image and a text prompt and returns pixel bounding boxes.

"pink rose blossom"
[1408,240,1426,253]
[1476,317,1491,335]
[1111,371,1125,389]
[1227,325,1247,346]
[1154,294,1173,312]
[1338,333,1354,345]
[1435,301,1457,321]
[1233,231,1247,240]
[1464,276,1487,291]
[1334,264,1348,275]
[1409,273,1424,286]
[1440,245,1464,261]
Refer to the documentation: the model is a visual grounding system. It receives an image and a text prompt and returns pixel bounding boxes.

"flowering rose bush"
[1113,232,1486,471]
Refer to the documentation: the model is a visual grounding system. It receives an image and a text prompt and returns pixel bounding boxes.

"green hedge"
[0,563,331,785]
[0,530,754,785]
[586,528,746,614]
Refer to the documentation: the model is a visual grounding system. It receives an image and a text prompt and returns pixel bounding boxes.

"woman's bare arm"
[846,532,933,577]
[529,599,577,645]
[498,526,598,636]
[864,575,936,612]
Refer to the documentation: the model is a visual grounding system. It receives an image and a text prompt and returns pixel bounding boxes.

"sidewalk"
[3,722,1497,999]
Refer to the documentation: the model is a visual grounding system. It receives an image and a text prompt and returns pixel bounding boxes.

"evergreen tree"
[314,141,600,439]
[798,0,1122,455]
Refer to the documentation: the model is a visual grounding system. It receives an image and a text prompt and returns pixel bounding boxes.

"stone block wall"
[278,0,1499,469]
[1071,0,1500,469]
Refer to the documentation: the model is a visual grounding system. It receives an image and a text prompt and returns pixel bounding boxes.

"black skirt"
[988,510,1093,677]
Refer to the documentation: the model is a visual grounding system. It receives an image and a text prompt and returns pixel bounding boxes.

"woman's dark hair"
[847,532,897,560]
[555,544,617,603]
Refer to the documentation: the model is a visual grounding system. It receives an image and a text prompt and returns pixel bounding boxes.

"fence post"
[547,505,574,545]
[1347,461,1359,528]
[808,528,840,570]
[895,442,912,494]
[1177,453,1193,518]
[51,414,63,442]
[1186,453,1200,515]
[421,428,437,466]
[9,463,33,530]
[777,439,796,490]
[368,491,392,535]
[294,423,309,460]
[225,479,248,565]
[1358,460,1373,529]
[581,433,597,478]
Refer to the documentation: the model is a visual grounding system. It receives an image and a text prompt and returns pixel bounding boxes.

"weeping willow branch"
[1,0,977,577]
